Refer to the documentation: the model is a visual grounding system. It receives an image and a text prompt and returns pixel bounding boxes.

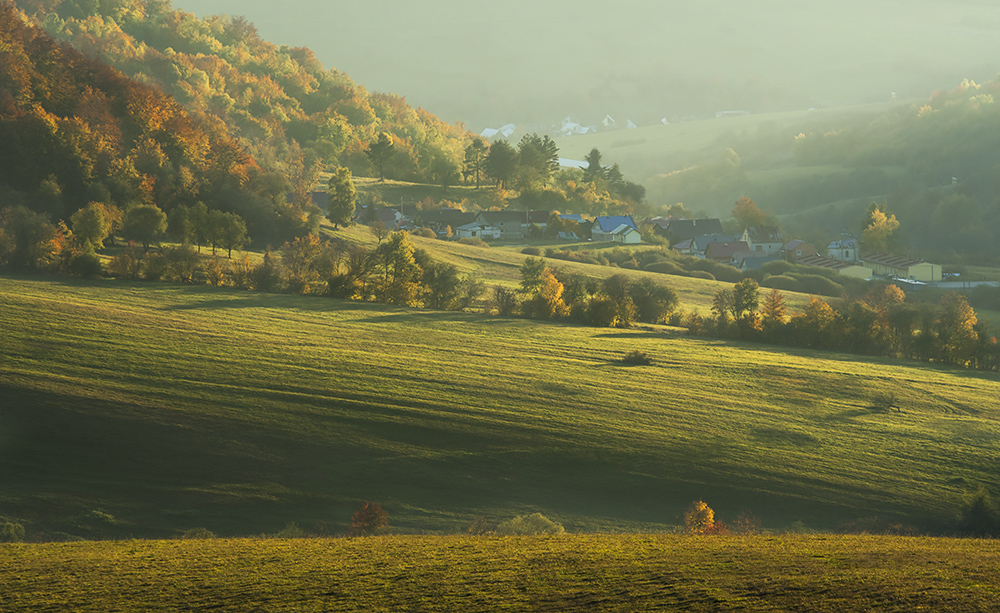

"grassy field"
[2,534,999,611]
[1,273,997,540]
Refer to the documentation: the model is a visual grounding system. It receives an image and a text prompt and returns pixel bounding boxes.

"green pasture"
[2,534,999,611]
[1,275,997,539]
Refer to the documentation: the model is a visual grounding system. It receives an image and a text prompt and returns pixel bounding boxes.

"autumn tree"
[935,292,978,366]
[372,231,422,306]
[347,502,389,536]
[684,500,716,534]
[760,287,787,330]
[366,132,395,182]
[326,166,356,229]
[524,270,569,320]
[732,196,766,230]
[861,201,899,254]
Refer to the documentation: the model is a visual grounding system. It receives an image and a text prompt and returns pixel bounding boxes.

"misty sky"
[176,0,1000,130]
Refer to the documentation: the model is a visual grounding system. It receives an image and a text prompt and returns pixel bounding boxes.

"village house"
[455,222,501,240]
[661,218,725,244]
[782,239,818,261]
[863,254,942,282]
[732,252,782,271]
[611,224,642,244]
[704,240,750,263]
[684,234,736,258]
[591,215,638,242]
[418,208,474,237]
[475,211,527,241]
[827,234,858,262]
[740,226,784,255]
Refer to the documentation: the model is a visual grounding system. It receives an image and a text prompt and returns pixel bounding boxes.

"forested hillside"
[0,2,317,244]
[13,0,471,188]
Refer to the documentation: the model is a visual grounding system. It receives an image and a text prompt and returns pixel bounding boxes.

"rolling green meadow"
[2,269,997,539]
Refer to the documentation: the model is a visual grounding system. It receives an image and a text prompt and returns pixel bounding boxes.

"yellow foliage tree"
[684,500,715,533]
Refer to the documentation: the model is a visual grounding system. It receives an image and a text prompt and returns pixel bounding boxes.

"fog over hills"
[176,0,1000,131]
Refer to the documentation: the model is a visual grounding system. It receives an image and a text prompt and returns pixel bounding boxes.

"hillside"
[3,535,1000,611]
[1,274,997,540]
[13,0,471,188]
[0,4,317,242]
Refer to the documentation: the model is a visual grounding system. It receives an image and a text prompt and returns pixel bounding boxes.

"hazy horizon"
[176,0,1000,131]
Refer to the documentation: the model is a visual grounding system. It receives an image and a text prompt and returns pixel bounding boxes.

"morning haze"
[177,0,1000,130]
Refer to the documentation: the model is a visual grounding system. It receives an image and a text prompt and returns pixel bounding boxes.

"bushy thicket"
[494,257,679,329]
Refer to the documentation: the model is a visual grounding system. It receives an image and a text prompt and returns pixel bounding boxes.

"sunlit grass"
[1,534,999,611]
[1,274,997,540]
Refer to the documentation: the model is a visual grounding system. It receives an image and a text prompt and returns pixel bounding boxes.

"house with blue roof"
[591,215,638,241]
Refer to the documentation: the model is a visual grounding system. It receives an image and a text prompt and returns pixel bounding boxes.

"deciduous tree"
[122,204,167,251]
[326,166,356,229]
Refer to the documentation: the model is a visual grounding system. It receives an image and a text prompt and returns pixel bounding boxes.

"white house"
[591,215,638,241]
[741,226,784,255]
[611,224,642,244]
[456,222,500,240]
[828,234,858,262]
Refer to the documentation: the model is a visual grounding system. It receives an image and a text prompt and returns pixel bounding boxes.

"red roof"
[704,241,750,261]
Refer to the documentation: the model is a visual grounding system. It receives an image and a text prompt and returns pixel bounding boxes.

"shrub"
[496,512,565,536]
[465,516,496,535]
[67,244,103,278]
[107,245,143,279]
[275,521,306,538]
[762,274,803,292]
[203,257,227,287]
[688,270,715,281]
[619,349,653,365]
[141,252,167,281]
[521,246,541,256]
[0,521,26,542]
[958,488,999,537]
[644,261,687,276]
[180,527,216,539]
[412,227,436,238]
[457,237,489,248]
[347,502,389,536]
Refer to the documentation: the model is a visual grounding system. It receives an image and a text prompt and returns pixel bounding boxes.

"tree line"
[683,279,999,372]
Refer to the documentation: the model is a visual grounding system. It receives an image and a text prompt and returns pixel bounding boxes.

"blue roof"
[594,215,637,232]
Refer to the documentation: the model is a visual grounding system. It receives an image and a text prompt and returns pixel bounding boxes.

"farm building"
[797,255,873,280]
[863,254,942,282]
